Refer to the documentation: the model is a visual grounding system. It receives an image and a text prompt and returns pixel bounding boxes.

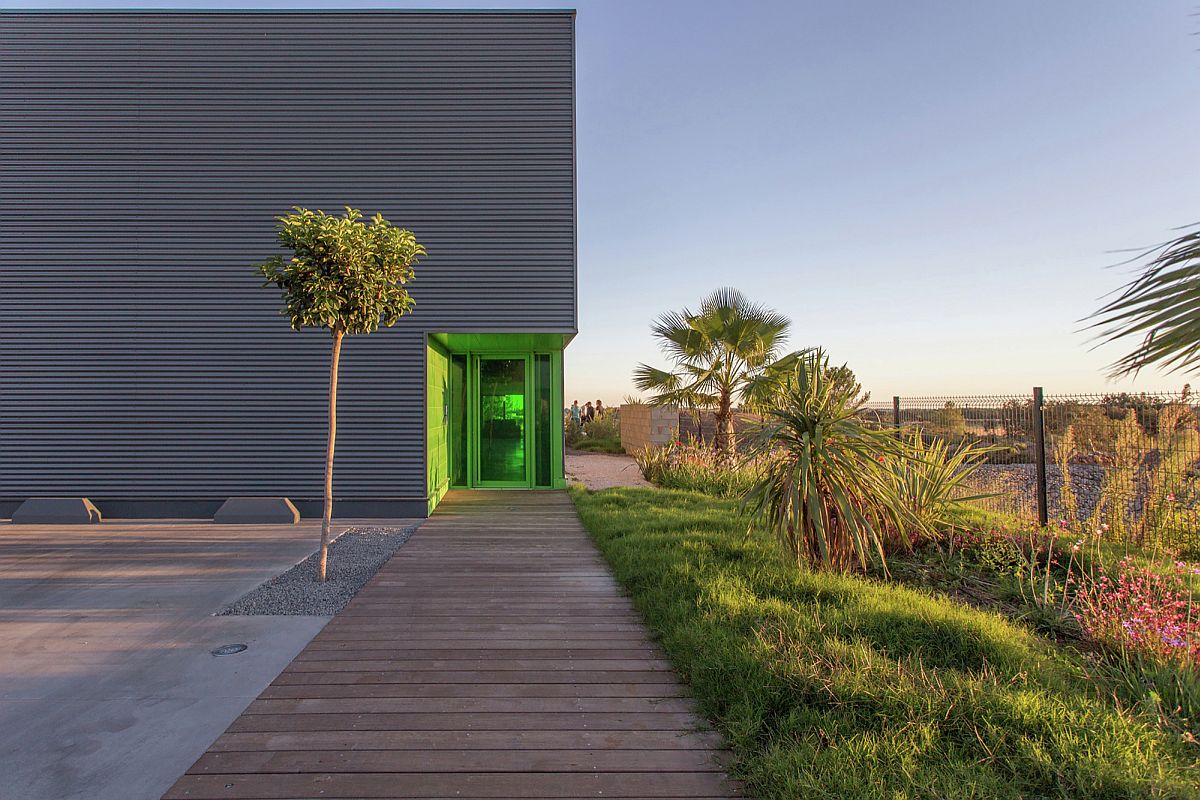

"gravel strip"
[974,463,1109,521]
[218,524,420,617]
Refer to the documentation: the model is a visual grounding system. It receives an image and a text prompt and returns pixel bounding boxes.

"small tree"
[258,207,425,582]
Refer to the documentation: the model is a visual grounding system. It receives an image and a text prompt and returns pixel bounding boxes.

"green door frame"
[471,353,533,488]
[438,337,566,493]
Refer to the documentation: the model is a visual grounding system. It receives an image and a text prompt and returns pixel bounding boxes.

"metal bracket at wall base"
[11,498,102,524]
[213,497,300,525]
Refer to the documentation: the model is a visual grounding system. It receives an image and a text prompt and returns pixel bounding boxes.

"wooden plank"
[258,683,688,700]
[302,639,657,651]
[318,623,647,633]
[208,729,723,753]
[165,770,737,799]
[282,658,674,673]
[190,748,729,774]
[325,620,649,629]
[245,697,697,715]
[271,670,680,685]
[343,600,635,609]
[293,647,662,660]
[227,711,703,733]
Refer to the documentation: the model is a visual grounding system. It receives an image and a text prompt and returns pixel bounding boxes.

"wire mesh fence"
[862,388,1200,556]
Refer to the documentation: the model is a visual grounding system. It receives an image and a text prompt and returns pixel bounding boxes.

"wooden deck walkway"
[164,490,736,799]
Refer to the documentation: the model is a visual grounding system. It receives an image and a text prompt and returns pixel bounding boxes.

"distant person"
[570,400,582,428]
[584,401,596,425]
[595,399,605,417]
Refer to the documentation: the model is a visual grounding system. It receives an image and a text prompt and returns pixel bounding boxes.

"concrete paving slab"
[0,518,418,800]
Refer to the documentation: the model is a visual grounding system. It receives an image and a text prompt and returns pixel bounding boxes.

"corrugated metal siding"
[0,11,576,512]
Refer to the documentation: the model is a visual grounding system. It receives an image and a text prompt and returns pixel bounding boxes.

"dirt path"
[566,452,652,490]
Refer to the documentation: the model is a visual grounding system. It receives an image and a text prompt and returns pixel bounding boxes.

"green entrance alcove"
[426,333,569,512]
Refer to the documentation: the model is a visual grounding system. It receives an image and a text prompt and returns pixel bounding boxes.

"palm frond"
[650,308,712,363]
[632,364,681,395]
[635,287,798,459]
[1088,224,1200,378]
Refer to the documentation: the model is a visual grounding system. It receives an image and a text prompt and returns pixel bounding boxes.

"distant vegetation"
[565,409,623,454]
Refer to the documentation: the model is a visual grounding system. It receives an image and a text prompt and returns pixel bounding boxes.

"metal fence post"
[892,396,901,439]
[1032,386,1048,527]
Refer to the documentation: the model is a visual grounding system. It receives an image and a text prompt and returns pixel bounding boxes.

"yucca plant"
[889,432,996,542]
[743,350,913,572]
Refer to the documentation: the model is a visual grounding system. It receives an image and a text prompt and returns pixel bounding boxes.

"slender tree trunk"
[714,391,735,466]
[318,327,344,583]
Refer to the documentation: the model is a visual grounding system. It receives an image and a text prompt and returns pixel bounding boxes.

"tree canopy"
[258,206,425,334]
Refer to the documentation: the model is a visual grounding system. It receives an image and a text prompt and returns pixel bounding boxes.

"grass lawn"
[571,486,1199,800]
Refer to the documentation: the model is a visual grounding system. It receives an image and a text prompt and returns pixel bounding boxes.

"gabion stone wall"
[619,405,679,452]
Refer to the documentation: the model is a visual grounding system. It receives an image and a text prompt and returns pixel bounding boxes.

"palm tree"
[1089,225,1200,377]
[633,288,801,463]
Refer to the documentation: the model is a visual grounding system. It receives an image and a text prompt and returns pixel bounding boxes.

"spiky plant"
[633,288,803,464]
[889,432,996,542]
[1090,225,1200,377]
[743,350,912,572]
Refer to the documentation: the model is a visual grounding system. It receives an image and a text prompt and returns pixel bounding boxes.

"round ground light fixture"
[211,643,248,657]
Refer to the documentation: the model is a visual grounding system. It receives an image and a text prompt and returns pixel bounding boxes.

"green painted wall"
[426,339,451,514]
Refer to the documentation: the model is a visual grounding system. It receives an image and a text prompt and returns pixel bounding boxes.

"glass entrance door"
[477,357,528,485]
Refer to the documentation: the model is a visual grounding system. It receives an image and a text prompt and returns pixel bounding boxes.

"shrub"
[744,350,912,571]
[888,432,995,543]
[565,409,623,452]
[1051,400,1200,556]
[929,401,967,439]
[585,410,620,441]
[569,410,623,453]
[633,440,759,497]
[1072,557,1200,736]
[1073,558,1199,667]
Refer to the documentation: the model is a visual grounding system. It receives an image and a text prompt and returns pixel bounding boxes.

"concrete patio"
[0,517,416,800]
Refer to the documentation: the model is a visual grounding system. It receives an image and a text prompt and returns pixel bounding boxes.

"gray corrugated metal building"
[0,10,577,518]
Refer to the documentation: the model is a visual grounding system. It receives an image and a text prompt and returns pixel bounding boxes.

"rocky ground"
[972,463,1109,525]
[219,524,421,616]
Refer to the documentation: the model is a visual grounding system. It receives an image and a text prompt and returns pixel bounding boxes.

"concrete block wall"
[619,404,679,452]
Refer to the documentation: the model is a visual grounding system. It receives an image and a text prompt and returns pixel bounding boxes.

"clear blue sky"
[7,1,1200,402]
